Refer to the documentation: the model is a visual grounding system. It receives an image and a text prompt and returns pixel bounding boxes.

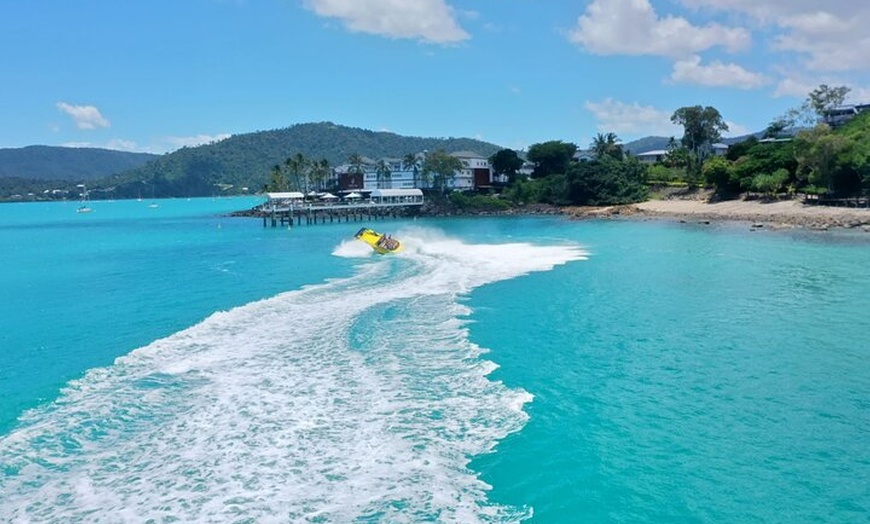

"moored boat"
[354,227,403,254]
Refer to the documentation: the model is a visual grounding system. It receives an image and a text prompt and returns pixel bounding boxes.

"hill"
[622,132,763,155]
[104,122,504,198]
[623,136,671,155]
[0,145,158,180]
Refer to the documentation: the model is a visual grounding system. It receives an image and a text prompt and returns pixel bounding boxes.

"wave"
[0,227,586,522]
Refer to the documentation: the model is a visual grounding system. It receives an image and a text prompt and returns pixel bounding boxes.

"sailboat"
[76,184,93,213]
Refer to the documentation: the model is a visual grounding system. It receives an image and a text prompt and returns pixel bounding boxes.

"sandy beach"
[565,198,870,231]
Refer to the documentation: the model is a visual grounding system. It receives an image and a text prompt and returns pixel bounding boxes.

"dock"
[257,200,423,227]
[254,189,425,227]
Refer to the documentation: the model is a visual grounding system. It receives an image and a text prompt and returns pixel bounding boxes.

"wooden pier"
[259,201,422,227]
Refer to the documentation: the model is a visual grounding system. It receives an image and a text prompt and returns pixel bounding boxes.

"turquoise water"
[1,198,868,522]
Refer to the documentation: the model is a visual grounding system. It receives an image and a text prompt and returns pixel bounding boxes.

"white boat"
[76,184,92,213]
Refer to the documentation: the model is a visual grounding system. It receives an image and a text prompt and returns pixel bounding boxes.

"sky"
[2,0,869,154]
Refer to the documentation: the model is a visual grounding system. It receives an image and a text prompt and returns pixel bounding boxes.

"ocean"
[1,197,868,523]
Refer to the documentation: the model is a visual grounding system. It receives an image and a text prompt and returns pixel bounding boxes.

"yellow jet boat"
[354,227,403,255]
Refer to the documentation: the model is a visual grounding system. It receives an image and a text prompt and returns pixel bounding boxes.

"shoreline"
[562,198,870,232]
[231,197,870,232]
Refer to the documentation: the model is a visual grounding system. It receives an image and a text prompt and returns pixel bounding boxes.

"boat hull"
[354,228,403,254]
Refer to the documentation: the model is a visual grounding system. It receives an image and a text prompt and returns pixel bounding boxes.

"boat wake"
[0,227,586,522]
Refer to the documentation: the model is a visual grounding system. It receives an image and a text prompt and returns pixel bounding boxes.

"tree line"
[472,84,868,212]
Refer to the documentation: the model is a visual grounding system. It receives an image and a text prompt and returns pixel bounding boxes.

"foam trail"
[0,227,585,522]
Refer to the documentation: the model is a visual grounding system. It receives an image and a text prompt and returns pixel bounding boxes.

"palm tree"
[284,153,308,192]
[348,153,365,176]
[267,164,287,192]
[309,158,330,191]
[403,153,420,188]
[591,132,624,160]
[375,159,392,189]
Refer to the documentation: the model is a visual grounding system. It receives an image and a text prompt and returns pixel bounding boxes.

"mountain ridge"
[0,122,763,199]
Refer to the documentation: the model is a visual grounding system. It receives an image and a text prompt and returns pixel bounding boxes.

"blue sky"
[2,0,868,154]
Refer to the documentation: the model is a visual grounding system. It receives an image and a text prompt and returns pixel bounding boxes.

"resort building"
[334,150,494,192]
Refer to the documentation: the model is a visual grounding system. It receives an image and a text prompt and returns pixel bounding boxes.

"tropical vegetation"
[2,85,868,206]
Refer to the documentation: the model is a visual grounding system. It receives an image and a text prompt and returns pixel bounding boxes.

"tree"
[591,132,624,160]
[764,118,789,139]
[751,169,790,197]
[703,156,738,197]
[671,105,728,185]
[489,149,524,185]
[403,153,421,188]
[561,157,648,206]
[421,150,463,192]
[284,153,308,192]
[794,125,859,194]
[807,84,851,117]
[526,140,577,178]
[784,84,852,128]
[348,153,365,176]
[375,159,392,189]
[266,164,288,192]
[309,158,330,191]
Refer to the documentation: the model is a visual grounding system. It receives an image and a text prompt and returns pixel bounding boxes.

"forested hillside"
[0,146,157,180]
[105,122,503,198]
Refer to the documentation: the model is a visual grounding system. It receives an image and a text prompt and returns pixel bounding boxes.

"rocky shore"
[231,196,870,232]
[562,198,870,231]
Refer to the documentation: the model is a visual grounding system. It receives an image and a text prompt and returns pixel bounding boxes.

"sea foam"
[0,227,585,522]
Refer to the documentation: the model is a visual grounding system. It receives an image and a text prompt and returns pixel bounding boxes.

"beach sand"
[564,198,870,231]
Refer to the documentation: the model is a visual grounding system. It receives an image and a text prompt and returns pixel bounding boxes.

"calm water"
[1,198,868,522]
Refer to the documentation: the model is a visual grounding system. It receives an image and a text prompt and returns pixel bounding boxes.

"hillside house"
[823,104,870,128]
[636,149,668,165]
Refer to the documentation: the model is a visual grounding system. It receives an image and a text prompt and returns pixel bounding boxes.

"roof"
[266,192,304,199]
[636,150,668,156]
[370,189,423,197]
[450,151,486,159]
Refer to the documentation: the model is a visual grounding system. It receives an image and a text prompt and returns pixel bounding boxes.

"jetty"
[256,189,424,227]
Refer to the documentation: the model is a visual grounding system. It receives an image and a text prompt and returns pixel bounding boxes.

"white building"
[636,150,669,165]
[450,151,492,190]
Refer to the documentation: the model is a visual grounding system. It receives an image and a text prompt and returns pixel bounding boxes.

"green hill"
[0,145,158,180]
[104,122,504,198]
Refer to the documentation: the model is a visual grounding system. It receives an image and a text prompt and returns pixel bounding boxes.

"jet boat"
[354,227,403,255]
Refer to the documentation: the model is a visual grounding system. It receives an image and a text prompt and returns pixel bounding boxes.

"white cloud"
[584,98,682,137]
[772,76,816,99]
[59,134,230,154]
[723,120,749,137]
[162,133,231,149]
[670,55,769,89]
[568,0,750,58]
[56,102,110,130]
[106,139,140,151]
[302,0,469,44]
[773,74,870,103]
[677,1,870,72]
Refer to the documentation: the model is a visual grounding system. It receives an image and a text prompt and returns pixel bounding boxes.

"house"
[450,151,492,190]
[823,104,870,128]
[636,149,668,165]
[574,150,596,162]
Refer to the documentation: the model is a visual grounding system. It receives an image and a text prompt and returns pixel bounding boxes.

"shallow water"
[1,200,867,522]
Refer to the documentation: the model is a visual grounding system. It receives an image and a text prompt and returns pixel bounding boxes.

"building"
[636,150,668,165]
[450,151,492,190]
[823,104,870,128]
[335,150,492,192]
